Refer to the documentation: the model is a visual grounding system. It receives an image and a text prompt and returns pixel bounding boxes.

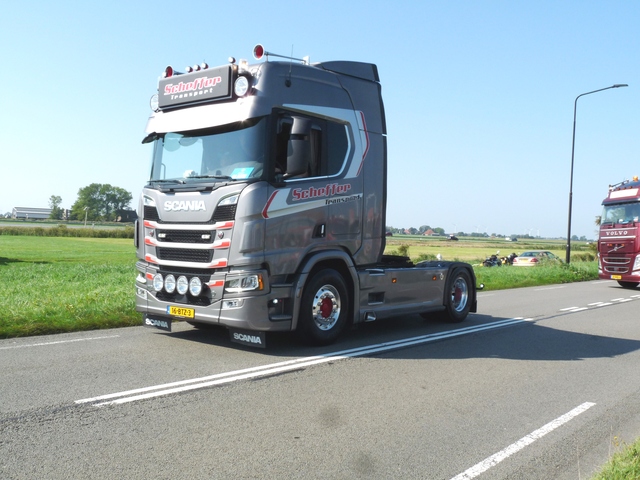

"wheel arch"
[290,250,358,331]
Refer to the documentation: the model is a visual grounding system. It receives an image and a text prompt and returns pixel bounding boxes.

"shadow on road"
[161,312,640,363]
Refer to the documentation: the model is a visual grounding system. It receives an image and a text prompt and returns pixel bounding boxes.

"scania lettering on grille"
[164,200,206,212]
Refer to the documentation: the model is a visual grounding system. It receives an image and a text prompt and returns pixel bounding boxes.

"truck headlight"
[225,274,263,293]
[177,276,189,295]
[189,277,202,296]
[164,274,176,293]
[634,255,640,271]
[153,273,164,292]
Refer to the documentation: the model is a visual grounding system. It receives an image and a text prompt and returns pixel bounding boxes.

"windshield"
[601,202,640,225]
[149,117,267,183]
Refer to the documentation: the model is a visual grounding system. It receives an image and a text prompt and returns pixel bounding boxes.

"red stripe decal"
[262,191,279,219]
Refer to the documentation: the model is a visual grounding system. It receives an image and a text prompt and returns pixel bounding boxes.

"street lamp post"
[566,84,628,264]
[84,206,89,227]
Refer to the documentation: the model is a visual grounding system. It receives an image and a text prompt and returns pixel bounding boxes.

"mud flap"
[229,329,266,348]
[144,315,172,332]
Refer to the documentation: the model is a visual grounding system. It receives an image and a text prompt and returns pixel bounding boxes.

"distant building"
[12,207,52,220]
[115,209,138,223]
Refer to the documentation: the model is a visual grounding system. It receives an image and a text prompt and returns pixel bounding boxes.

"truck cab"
[135,46,477,347]
[598,176,640,289]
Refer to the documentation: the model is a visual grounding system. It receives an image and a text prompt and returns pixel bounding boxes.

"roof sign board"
[158,65,232,109]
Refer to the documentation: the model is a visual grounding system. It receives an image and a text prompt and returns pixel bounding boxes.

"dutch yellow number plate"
[611,275,622,280]
[167,305,195,318]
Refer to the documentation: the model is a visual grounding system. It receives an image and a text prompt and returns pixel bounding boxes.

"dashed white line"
[450,402,596,480]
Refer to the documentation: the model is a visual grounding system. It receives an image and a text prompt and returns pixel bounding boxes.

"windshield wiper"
[148,179,186,184]
[189,175,233,180]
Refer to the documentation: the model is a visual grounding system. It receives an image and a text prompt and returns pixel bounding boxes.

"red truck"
[598,176,640,288]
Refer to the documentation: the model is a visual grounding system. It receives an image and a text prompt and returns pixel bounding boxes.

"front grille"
[144,206,160,221]
[213,204,237,222]
[602,256,631,274]
[602,257,631,265]
[143,200,237,224]
[157,248,213,263]
[157,229,214,244]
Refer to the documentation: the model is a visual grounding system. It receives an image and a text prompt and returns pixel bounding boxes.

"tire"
[617,281,640,289]
[443,267,472,323]
[297,269,349,346]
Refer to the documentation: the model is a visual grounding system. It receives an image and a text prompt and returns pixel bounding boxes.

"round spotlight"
[189,277,202,296]
[177,276,189,295]
[150,94,159,111]
[152,273,164,292]
[164,274,176,294]
[234,76,249,97]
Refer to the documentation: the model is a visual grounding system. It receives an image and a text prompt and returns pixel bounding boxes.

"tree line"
[48,183,132,222]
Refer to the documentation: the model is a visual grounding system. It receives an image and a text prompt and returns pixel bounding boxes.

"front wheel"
[443,268,472,323]
[618,281,640,289]
[297,269,349,346]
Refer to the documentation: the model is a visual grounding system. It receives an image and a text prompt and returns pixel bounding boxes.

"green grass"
[0,235,139,338]
[591,437,640,479]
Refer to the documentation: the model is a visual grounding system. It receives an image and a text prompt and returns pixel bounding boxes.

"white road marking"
[561,294,639,312]
[450,402,596,480]
[0,335,120,350]
[77,318,533,406]
[534,286,566,291]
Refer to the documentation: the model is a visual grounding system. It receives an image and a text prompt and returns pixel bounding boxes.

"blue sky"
[1,1,638,239]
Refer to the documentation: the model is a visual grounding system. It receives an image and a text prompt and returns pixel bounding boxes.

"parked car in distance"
[512,250,562,267]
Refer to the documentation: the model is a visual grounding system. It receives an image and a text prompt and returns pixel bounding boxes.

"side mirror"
[284,117,312,178]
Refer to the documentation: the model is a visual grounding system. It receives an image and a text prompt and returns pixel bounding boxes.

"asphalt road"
[2,279,640,479]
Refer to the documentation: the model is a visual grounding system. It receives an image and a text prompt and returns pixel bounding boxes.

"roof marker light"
[253,44,265,60]
[185,66,193,73]
[163,66,174,78]
[201,62,208,70]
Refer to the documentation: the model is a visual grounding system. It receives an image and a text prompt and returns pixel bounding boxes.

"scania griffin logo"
[164,200,206,212]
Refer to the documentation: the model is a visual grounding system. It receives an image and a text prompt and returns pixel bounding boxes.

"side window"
[274,113,348,180]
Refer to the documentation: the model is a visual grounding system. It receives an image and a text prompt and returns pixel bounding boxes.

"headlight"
[177,276,189,295]
[164,274,176,293]
[152,273,164,292]
[634,255,640,271]
[189,277,202,296]
[225,274,263,293]
[218,194,239,207]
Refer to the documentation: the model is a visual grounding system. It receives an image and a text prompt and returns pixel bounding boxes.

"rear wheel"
[443,268,472,323]
[617,281,639,289]
[297,269,349,346]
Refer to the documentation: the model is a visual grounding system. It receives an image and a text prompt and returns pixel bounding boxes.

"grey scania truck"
[135,45,477,347]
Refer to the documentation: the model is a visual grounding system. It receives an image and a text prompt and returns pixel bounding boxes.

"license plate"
[167,305,195,318]
[611,275,622,280]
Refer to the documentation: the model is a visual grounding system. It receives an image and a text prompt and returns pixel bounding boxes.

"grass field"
[0,236,139,337]
[0,232,598,338]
